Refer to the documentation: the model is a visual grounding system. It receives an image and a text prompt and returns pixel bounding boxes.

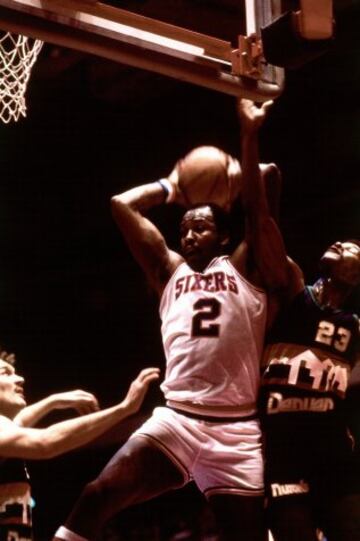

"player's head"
[180,203,230,271]
[319,240,360,288]
[0,357,26,419]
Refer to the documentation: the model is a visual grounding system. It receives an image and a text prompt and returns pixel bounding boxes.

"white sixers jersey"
[160,256,267,412]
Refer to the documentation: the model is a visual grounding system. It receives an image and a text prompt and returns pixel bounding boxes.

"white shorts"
[131,406,264,498]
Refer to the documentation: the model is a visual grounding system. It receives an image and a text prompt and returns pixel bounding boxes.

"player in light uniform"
[0,347,103,541]
[260,239,360,541]
[53,98,288,541]
[0,353,159,540]
[161,254,265,416]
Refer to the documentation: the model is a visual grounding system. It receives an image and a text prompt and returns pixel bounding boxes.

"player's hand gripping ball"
[173,146,241,210]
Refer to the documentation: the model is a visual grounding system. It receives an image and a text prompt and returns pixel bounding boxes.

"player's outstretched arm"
[232,98,289,290]
[111,175,183,295]
[259,162,282,224]
[0,367,160,460]
[14,390,100,427]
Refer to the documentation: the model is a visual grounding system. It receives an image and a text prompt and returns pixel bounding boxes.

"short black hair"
[186,202,230,236]
[0,346,16,366]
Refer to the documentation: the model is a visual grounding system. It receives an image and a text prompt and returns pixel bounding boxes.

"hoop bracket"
[231,34,263,79]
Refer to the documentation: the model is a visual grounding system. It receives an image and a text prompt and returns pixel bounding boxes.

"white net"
[0,32,43,124]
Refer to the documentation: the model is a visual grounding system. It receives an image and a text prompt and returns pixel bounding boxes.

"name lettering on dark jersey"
[266,392,334,414]
[175,271,238,299]
[271,480,309,498]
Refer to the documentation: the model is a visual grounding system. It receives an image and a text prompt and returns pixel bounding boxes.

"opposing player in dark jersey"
[260,241,360,538]
[52,99,289,541]
[227,93,360,541]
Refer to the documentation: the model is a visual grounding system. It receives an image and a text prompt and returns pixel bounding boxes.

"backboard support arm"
[0,0,284,101]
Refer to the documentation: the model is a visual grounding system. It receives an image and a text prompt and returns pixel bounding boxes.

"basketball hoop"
[0,31,43,124]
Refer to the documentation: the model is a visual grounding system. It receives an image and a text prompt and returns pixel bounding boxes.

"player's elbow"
[14,435,56,460]
[111,194,126,212]
[29,433,62,459]
[260,162,281,178]
[111,194,130,225]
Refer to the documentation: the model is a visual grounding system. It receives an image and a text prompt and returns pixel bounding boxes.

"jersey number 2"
[192,298,221,337]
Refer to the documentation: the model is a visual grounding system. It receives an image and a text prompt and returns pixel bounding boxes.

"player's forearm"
[112,182,166,217]
[14,396,56,427]
[241,131,268,215]
[41,404,129,457]
[241,130,289,289]
[33,400,135,459]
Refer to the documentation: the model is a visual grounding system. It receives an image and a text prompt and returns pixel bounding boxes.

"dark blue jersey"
[267,286,359,364]
[262,289,360,528]
[261,286,359,414]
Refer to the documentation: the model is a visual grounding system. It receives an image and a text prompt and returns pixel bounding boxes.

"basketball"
[175,146,241,210]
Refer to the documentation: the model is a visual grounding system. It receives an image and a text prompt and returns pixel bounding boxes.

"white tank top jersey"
[160,256,267,415]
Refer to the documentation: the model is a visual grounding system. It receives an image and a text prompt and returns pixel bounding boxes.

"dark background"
[0,0,359,538]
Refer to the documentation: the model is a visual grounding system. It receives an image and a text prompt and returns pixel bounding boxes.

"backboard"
[0,0,285,106]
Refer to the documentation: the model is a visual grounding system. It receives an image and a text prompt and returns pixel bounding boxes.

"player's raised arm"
[0,368,160,460]
[14,390,100,427]
[232,98,289,291]
[111,174,183,295]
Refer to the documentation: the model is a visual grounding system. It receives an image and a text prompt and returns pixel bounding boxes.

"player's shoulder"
[157,250,185,295]
[0,415,15,424]
[259,162,280,174]
[165,250,186,278]
[0,416,17,432]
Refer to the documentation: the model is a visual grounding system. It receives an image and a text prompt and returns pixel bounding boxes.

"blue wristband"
[158,178,175,203]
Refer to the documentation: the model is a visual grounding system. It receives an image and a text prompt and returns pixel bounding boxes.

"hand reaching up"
[237,98,273,134]
[122,367,160,414]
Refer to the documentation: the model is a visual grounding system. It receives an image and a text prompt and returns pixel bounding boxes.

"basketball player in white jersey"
[53,99,289,541]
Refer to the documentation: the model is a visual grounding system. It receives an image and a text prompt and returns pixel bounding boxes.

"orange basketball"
[175,146,241,210]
